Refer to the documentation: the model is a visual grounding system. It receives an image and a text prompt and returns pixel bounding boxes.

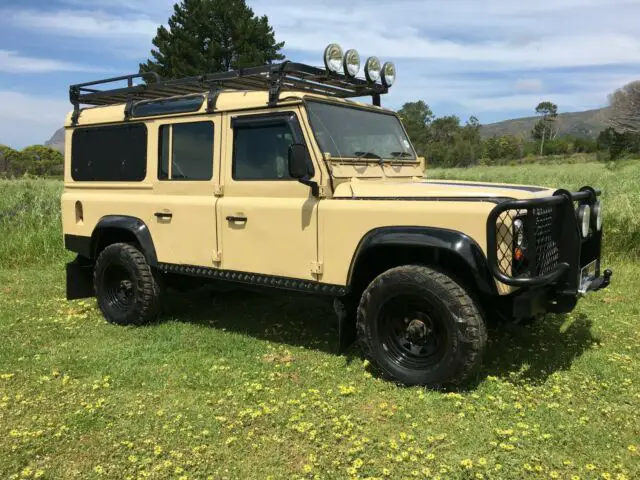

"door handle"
[226,215,247,223]
[154,212,173,219]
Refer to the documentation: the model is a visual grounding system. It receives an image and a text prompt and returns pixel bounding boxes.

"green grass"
[1,164,639,479]
[0,179,65,267]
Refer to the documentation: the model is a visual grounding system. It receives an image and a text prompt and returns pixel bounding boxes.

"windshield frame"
[303,97,418,163]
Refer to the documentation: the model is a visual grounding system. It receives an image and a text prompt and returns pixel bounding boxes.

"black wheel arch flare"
[89,215,158,266]
[347,226,498,297]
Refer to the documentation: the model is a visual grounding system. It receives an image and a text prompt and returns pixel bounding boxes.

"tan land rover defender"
[62,45,611,387]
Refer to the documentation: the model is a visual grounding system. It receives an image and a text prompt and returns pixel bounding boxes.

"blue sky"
[1,0,639,148]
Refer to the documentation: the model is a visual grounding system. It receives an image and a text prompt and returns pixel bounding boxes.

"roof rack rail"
[69,62,388,116]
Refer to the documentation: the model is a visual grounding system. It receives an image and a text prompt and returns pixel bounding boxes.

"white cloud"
[0,92,70,149]
[515,79,544,92]
[6,9,157,40]
[0,50,108,74]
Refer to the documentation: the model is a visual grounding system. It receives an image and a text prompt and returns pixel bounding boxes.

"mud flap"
[66,257,94,300]
[334,298,357,353]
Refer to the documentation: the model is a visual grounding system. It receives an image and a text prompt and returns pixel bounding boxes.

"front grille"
[495,206,560,279]
[533,207,559,275]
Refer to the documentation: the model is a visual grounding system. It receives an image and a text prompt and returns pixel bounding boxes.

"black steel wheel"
[94,243,162,326]
[357,265,487,387]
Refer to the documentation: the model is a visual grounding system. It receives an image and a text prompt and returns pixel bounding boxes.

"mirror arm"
[299,177,319,196]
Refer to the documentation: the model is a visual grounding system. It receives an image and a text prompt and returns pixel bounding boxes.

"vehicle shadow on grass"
[160,285,339,354]
[160,286,598,387]
[472,312,597,387]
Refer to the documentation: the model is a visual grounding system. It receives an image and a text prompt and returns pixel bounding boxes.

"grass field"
[1,163,639,479]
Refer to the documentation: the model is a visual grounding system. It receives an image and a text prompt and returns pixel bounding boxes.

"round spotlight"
[343,49,361,77]
[578,204,591,238]
[324,43,344,73]
[381,61,396,87]
[592,200,603,231]
[364,56,381,83]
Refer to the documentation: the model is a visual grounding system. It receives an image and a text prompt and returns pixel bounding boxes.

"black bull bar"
[486,186,611,295]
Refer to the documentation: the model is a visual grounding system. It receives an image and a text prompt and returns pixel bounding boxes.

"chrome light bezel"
[381,61,396,87]
[343,49,361,78]
[578,204,591,238]
[592,200,603,231]
[364,56,381,83]
[323,43,344,73]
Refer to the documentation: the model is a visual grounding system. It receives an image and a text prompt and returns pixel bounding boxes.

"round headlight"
[364,56,381,83]
[381,61,396,87]
[343,49,360,77]
[592,200,603,231]
[578,204,591,238]
[324,43,344,73]
[513,218,524,247]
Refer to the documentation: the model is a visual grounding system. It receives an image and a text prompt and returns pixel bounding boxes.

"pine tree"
[140,0,285,79]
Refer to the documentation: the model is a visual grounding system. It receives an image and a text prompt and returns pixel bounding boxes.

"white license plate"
[580,260,598,283]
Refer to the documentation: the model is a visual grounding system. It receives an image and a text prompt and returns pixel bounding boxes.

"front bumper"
[487,186,611,314]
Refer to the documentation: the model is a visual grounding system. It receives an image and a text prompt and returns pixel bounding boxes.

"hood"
[333,178,555,201]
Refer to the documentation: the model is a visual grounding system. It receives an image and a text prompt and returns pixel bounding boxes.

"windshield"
[306,101,416,160]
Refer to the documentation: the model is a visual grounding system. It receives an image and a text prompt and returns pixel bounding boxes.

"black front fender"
[347,226,497,296]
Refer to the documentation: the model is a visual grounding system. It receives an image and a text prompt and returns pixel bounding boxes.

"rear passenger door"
[150,116,222,267]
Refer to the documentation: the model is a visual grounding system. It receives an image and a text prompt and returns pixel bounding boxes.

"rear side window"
[71,123,147,181]
[158,121,214,181]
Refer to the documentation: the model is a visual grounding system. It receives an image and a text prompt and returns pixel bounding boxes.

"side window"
[158,121,214,181]
[71,123,147,182]
[233,122,294,181]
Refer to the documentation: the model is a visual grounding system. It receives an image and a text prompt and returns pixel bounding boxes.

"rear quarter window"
[71,123,147,181]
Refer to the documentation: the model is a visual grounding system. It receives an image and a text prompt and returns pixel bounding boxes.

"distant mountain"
[44,128,65,153]
[480,107,610,139]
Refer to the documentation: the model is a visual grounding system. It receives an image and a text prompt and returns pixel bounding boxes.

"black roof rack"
[69,62,389,122]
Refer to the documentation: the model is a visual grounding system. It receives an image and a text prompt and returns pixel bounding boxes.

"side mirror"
[288,144,314,179]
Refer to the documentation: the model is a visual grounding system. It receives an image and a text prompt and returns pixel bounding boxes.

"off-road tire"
[94,243,162,326]
[356,265,487,387]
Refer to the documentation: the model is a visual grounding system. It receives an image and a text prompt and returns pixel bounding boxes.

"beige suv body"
[62,64,610,387]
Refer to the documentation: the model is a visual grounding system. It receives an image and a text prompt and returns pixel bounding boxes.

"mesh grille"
[533,207,559,275]
[495,207,560,278]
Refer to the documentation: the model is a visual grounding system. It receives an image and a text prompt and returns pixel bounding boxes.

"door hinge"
[214,185,224,197]
[212,250,222,264]
[310,261,324,275]
[318,185,329,198]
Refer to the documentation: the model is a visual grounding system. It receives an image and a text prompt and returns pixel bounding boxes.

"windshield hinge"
[214,185,224,197]
[212,250,222,264]
[318,185,329,198]
[310,261,324,276]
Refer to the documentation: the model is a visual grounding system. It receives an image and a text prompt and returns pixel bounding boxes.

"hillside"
[44,127,65,153]
[480,107,610,139]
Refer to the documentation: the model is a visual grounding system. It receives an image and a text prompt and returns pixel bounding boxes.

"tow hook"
[579,268,613,297]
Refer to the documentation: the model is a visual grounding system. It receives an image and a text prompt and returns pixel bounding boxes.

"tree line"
[398,99,640,168]
[0,145,63,178]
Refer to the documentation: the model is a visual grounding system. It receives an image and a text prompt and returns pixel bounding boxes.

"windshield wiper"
[391,151,413,158]
[354,151,382,159]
